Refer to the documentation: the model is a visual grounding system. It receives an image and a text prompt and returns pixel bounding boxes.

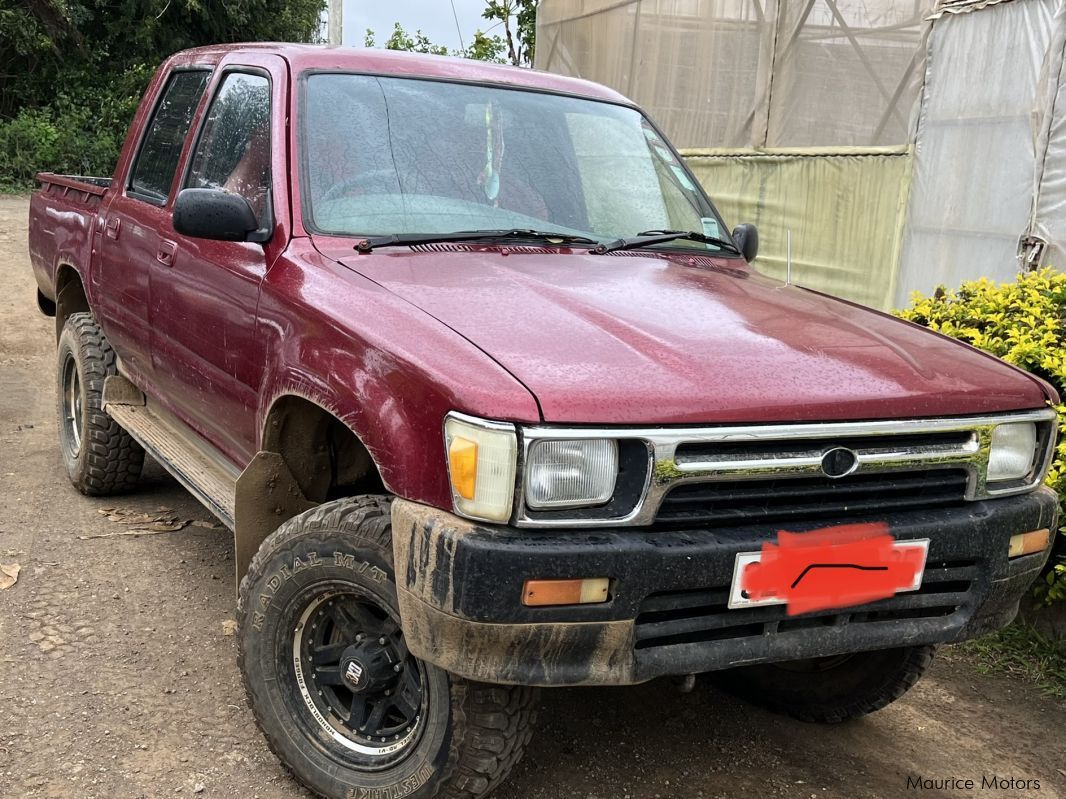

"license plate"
[728,535,929,611]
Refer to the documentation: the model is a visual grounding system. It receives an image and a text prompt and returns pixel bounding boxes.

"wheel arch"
[54,263,90,341]
[233,392,388,587]
[261,392,386,503]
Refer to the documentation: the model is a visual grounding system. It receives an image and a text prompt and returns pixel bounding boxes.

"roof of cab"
[170,43,631,105]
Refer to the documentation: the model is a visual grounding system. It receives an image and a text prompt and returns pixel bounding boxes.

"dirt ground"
[1,193,1065,799]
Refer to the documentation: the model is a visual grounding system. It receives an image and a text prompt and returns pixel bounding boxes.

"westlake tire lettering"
[345,764,435,799]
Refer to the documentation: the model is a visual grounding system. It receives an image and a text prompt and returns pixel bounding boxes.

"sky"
[341,0,495,51]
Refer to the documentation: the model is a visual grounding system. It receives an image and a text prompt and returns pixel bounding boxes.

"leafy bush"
[0,60,168,189]
[1,0,325,189]
[0,100,131,189]
[897,268,1066,601]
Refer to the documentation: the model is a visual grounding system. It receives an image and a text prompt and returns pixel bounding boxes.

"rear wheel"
[711,645,935,723]
[237,496,537,799]
[56,312,144,494]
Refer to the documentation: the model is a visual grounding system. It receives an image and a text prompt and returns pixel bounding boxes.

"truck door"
[92,69,212,384]
[148,61,284,467]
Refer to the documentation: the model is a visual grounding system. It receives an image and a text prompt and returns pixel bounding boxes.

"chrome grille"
[514,410,1057,528]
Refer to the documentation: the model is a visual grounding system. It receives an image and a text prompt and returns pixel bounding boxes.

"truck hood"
[331,247,1048,424]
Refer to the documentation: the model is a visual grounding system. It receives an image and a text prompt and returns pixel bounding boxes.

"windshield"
[300,73,729,251]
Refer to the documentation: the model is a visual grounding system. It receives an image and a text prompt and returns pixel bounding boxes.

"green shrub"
[897,268,1066,601]
[0,107,122,188]
[0,71,148,190]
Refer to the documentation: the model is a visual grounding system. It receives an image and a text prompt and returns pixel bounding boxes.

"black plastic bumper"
[391,488,1058,686]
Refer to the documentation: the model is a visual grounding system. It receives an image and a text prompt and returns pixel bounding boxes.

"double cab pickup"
[28,44,1059,799]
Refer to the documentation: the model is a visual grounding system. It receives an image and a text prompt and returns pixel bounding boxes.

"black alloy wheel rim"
[294,590,426,767]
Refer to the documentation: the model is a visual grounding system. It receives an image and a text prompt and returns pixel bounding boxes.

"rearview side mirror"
[173,188,259,242]
[732,223,759,263]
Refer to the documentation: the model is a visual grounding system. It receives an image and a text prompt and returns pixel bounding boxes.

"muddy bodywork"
[233,451,316,583]
[391,491,1058,686]
[25,44,1061,664]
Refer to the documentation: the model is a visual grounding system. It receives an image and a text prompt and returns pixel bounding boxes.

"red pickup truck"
[28,44,1059,799]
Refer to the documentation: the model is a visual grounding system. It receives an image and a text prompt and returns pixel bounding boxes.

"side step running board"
[103,376,239,529]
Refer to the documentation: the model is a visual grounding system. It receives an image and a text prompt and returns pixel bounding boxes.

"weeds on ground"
[956,623,1066,699]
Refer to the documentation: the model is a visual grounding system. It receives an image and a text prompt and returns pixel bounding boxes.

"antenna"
[786,228,793,286]
[451,0,467,52]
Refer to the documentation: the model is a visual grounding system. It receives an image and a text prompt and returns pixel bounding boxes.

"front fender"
[255,244,540,509]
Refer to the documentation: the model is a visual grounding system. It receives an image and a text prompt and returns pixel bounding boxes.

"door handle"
[105,216,121,240]
[156,240,177,267]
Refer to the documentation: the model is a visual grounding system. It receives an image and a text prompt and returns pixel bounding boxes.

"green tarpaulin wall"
[682,147,913,310]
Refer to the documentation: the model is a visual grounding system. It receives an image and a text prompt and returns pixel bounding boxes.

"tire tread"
[717,644,936,724]
[58,312,144,495]
[236,496,537,799]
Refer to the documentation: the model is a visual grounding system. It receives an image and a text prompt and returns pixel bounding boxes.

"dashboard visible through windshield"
[299,72,729,252]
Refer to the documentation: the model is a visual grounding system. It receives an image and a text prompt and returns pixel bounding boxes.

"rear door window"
[129,70,211,204]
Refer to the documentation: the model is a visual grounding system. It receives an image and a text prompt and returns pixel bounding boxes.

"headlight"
[987,422,1038,482]
[525,439,618,509]
[445,414,517,522]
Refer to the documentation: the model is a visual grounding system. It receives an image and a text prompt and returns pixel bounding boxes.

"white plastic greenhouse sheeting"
[535,0,930,149]
[895,0,1059,305]
[540,0,1066,309]
[1033,4,1066,269]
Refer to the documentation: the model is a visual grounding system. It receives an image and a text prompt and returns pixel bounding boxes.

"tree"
[482,0,538,67]
[382,21,450,56]
[466,29,508,63]
[364,21,507,64]
[363,0,537,66]
[1,0,327,118]
[0,0,327,185]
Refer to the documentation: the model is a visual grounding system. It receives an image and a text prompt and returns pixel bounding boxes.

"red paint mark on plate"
[741,522,926,616]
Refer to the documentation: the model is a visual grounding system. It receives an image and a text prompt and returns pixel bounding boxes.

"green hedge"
[897,268,1066,602]
[0,67,150,190]
[1,107,118,188]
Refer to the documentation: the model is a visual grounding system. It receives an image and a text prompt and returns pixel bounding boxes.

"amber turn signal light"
[448,437,478,500]
[522,578,610,607]
[1008,528,1050,558]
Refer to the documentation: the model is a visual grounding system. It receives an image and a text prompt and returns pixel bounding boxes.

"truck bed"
[28,172,112,304]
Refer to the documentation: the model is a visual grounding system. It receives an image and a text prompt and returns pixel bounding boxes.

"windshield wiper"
[594,229,741,255]
[355,229,601,252]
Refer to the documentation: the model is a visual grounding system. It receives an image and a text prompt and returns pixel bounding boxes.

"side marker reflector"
[522,578,610,607]
[1008,528,1050,558]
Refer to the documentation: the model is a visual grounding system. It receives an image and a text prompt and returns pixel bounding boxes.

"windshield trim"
[295,68,735,255]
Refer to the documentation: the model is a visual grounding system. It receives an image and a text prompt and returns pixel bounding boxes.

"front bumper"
[392,488,1058,686]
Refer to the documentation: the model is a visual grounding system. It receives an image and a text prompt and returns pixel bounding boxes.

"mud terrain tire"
[237,495,538,799]
[56,312,144,495]
[712,645,935,723]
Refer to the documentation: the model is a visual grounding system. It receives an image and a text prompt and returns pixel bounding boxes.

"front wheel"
[236,496,537,799]
[711,645,935,723]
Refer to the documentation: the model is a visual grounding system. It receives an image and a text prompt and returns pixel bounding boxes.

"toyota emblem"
[821,447,859,479]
